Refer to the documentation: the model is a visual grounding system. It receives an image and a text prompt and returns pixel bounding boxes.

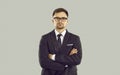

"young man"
[39,8,82,75]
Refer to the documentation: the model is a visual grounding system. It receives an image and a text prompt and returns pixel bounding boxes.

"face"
[52,12,68,30]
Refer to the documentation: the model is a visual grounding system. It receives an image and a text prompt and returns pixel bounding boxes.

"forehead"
[53,12,67,17]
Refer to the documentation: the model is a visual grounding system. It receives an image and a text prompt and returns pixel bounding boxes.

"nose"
[58,19,62,22]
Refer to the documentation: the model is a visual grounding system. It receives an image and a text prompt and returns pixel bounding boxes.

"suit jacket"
[39,30,82,75]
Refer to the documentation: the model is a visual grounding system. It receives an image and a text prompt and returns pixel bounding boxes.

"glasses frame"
[53,17,68,22]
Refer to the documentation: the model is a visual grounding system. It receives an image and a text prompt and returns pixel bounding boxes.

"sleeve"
[55,36,82,66]
[38,36,65,71]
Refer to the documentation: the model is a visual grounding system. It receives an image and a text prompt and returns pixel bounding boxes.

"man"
[39,8,82,75]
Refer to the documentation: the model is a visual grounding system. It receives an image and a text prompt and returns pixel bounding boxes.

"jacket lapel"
[50,30,59,52]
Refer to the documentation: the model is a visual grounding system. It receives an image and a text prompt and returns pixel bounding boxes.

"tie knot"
[57,34,62,37]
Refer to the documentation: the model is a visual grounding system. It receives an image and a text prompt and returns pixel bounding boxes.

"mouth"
[57,23,63,26]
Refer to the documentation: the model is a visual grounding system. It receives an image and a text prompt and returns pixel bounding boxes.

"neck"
[56,28,66,33]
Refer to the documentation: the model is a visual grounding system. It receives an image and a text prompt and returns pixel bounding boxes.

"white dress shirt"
[54,29,66,44]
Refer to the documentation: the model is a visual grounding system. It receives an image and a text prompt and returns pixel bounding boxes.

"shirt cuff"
[65,65,68,67]
[51,54,56,61]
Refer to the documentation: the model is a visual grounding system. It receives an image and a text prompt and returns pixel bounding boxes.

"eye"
[53,17,68,22]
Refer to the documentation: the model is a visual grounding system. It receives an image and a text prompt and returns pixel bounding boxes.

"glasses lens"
[54,17,67,22]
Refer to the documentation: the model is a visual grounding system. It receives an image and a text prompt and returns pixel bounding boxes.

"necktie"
[57,34,62,48]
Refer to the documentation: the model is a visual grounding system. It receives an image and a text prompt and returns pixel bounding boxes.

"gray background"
[0,0,120,75]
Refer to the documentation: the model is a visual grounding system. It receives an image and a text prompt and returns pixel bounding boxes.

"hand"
[69,48,78,55]
[48,54,53,60]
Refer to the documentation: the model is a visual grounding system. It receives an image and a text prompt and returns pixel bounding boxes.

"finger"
[72,48,76,50]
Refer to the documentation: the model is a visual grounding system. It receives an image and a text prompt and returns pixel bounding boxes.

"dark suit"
[39,30,82,75]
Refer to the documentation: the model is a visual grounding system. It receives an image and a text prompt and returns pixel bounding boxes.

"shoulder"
[68,32,81,43]
[41,30,54,39]
[68,32,80,39]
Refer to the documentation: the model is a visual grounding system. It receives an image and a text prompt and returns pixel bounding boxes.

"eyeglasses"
[53,17,68,22]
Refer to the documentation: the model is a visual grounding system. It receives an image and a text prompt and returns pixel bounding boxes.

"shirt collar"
[54,29,66,37]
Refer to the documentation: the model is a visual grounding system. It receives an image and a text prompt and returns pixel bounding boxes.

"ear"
[66,20,68,24]
[52,19,54,23]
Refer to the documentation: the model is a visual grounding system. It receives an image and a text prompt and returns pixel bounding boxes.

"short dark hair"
[52,8,69,17]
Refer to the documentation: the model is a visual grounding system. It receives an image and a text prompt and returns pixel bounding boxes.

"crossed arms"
[39,35,82,71]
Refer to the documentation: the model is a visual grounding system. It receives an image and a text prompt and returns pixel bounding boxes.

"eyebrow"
[54,17,68,18]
